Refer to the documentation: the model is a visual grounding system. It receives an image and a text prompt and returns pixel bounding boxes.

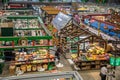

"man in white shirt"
[100,66,108,80]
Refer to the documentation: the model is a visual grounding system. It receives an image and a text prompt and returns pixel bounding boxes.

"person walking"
[55,48,60,62]
[100,66,108,80]
[55,46,62,62]
[55,46,63,67]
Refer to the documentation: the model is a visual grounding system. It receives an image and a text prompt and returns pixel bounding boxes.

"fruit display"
[9,64,16,75]
[20,65,27,72]
[37,64,45,71]
[71,54,77,59]
[10,49,55,74]
[87,46,105,55]
[71,44,112,62]
[26,65,32,72]
[14,63,50,74]
[86,54,109,61]
[86,45,111,61]
[15,49,54,64]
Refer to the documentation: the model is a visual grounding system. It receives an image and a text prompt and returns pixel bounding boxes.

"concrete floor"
[58,55,116,80]
[59,56,101,80]
[79,70,100,80]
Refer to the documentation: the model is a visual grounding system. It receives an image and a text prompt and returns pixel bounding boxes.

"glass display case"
[1,71,83,80]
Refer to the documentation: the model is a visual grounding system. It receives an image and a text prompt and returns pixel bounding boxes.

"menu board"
[52,12,71,31]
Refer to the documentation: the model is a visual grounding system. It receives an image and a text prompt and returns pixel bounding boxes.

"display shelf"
[0,45,53,49]
[0,15,53,49]
[0,9,55,75]
[0,36,52,41]
[0,10,34,17]
[8,1,72,5]
[9,61,56,74]
[14,56,55,65]
[14,28,43,30]
[6,8,32,10]
[75,60,108,70]
[15,61,55,66]
[7,16,38,19]
[9,48,56,74]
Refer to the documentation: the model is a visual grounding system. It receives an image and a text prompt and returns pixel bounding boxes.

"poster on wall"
[52,12,72,31]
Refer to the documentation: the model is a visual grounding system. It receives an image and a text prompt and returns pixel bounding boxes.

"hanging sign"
[85,25,115,40]
[52,12,71,31]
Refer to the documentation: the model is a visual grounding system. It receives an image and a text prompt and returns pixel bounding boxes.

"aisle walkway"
[58,55,73,71]
[2,62,10,76]
[79,70,100,80]
[58,55,101,80]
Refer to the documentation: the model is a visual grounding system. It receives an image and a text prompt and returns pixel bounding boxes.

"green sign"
[110,57,120,66]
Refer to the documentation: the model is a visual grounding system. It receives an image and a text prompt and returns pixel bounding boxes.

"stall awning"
[77,7,89,11]
[52,12,72,31]
[41,6,67,15]
[41,6,58,11]
[45,10,66,15]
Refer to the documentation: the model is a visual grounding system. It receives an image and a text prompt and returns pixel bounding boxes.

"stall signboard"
[52,12,71,31]
[110,57,120,66]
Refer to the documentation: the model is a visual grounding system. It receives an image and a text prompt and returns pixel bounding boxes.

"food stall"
[57,12,112,70]
[0,14,55,75]
[41,6,67,23]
